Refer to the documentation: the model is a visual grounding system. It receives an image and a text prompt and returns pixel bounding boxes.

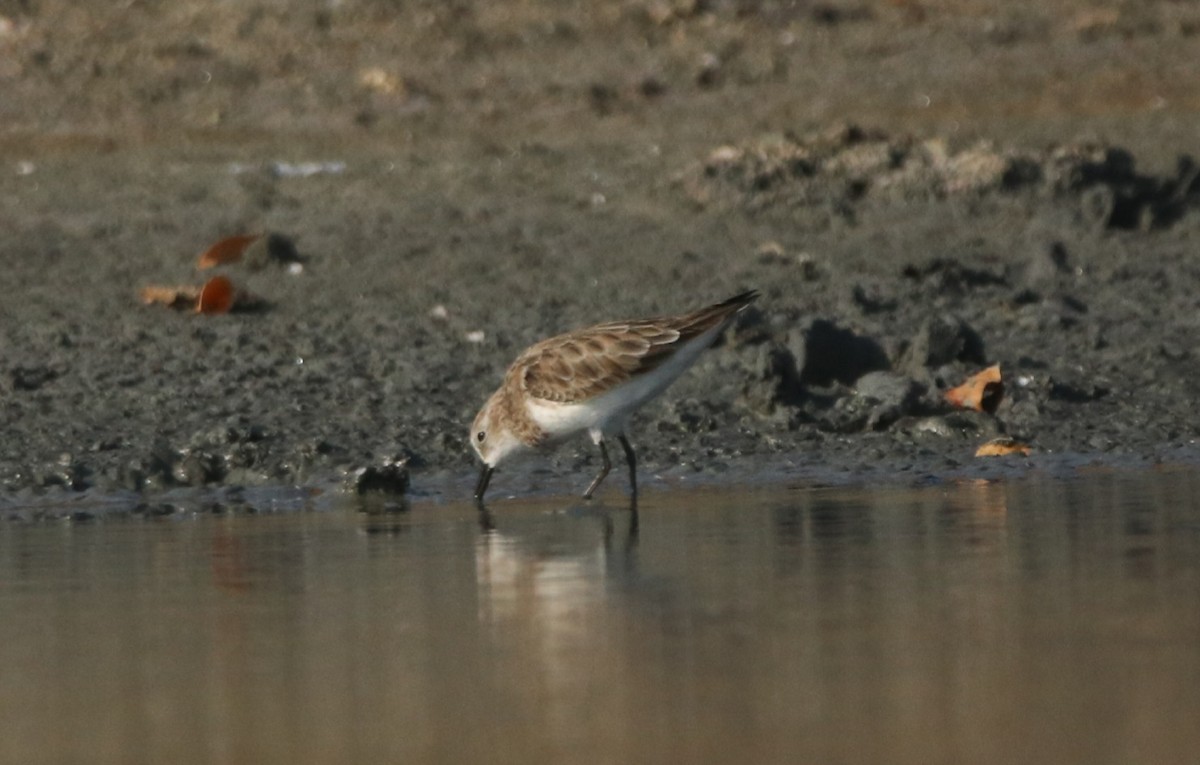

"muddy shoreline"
[3,2,1199,510]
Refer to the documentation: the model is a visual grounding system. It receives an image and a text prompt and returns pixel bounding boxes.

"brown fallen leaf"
[197,275,236,314]
[975,438,1032,458]
[197,233,261,270]
[140,284,200,309]
[946,364,1003,414]
[140,276,263,314]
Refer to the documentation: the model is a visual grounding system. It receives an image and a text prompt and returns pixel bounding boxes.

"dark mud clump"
[681,124,1200,231]
[4,125,1200,507]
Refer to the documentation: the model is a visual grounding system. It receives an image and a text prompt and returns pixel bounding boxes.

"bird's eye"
[476,431,487,443]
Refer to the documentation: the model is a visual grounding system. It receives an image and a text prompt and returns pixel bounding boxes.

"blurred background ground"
[1,0,1198,502]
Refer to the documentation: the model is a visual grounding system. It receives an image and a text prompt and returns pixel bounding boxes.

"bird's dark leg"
[618,434,638,501]
[583,439,612,499]
[474,465,495,505]
[477,506,495,532]
[619,434,639,536]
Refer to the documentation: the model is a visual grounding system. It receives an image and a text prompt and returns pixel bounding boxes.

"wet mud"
[2,1,1200,510]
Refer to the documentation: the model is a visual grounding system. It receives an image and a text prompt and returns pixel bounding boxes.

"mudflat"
[2,1,1199,507]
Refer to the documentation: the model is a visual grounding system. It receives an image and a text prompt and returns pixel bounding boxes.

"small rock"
[907,411,1002,440]
[11,366,58,391]
[1023,241,1072,286]
[242,232,302,270]
[666,397,726,434]
[755,240,787,264]
[1048,379,1109,403]
[738,342,804,418]
[174,450,225,487]
[696,53,721,88]
[854,371,921,431]
[899,315,986,378]
[350,456,410,496]
[851,283,897,314]
[1160,342,1187,361]
[638,76,666,98]
[796,252,820,281]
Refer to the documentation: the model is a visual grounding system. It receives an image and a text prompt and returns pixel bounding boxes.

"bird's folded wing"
[516,294,751,404]
[516,324,679,403]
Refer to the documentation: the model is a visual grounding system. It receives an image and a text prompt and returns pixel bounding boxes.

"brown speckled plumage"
[483,380,548,447]
[471,290,759,502]
[513,292,756,405]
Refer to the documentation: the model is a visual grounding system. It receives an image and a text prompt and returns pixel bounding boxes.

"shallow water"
[2,470,1200,765]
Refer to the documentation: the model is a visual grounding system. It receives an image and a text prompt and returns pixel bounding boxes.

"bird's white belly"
[526,379,652,439]
[525,398,609,443]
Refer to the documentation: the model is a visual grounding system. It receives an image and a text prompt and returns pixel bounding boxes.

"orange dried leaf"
[142,278,262,315]
[140,284,200,309]
[197,234,261,269]
[197,275,236,315]
[975,438,1032,458]
[945,364,1003,413]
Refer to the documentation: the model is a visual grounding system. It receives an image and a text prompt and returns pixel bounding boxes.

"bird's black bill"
[475,465,495,502]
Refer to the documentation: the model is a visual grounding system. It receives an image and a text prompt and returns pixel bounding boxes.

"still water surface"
[2,470,1199,764]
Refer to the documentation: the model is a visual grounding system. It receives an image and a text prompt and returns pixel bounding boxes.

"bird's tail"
[671,289,759,339]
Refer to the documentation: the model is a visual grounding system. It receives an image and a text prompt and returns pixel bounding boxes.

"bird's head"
[470,390,527,468]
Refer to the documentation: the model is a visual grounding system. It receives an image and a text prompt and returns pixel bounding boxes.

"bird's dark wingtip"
[721,289,760,309]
